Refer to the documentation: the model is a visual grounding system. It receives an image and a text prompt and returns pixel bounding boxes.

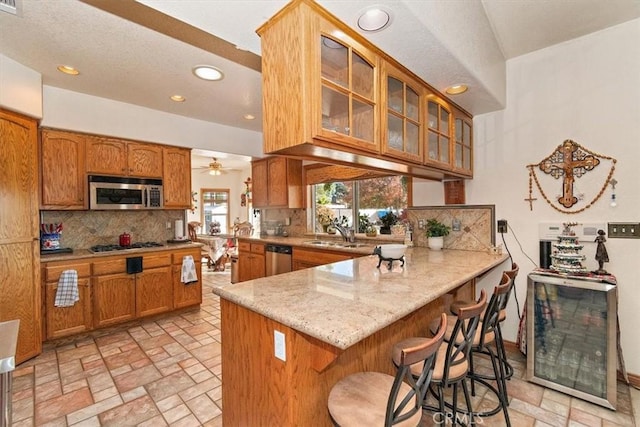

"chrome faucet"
[332,219,355,243]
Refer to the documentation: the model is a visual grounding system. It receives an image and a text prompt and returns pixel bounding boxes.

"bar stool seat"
[328,314,447,427]
[406,292,487,426]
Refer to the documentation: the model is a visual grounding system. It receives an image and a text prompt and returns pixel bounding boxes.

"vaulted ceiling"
[1,0,638,137]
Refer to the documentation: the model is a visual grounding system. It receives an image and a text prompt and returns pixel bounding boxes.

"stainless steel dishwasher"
[265,244,292,276]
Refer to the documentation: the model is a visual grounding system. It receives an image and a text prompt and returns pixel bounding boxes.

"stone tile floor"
[11,266,640,426]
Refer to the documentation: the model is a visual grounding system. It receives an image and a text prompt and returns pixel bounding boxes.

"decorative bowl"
[378,244,407,259]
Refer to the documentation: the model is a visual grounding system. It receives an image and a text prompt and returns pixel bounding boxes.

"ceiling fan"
[195,157,240,175]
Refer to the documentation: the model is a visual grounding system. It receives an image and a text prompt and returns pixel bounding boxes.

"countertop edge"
[213,250,508,350]
[40,242,204,263]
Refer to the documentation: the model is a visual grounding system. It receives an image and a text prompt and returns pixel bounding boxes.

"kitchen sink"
[303,240,338,246]
[335,243,369,248]
[303,240,370,249]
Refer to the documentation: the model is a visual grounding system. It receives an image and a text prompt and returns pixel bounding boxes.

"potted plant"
[378,211,399,235]
[316,204,334,232]
[425,218,451,250]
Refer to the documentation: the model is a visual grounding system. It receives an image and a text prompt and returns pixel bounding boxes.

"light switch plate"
[274,330,286,361]
[608,222,640,238]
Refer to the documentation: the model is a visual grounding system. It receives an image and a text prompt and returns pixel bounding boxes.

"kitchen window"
[201,188,230,234]
[312,176,410,233]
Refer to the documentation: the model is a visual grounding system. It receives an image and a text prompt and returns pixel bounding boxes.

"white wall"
[187,165,252,233]
[0,54,42,118]
[41,86,264,158]
[468,19,640,374]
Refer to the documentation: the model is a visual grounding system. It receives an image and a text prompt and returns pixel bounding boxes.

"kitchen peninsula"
[213,247,507,426]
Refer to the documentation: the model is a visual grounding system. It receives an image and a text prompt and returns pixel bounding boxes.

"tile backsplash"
[406,205,495,251]
[41,210,185,249]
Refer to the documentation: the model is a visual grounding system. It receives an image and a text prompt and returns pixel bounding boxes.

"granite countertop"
[39,242,203,263]
[213,247,508,350]
[235,235,397,255]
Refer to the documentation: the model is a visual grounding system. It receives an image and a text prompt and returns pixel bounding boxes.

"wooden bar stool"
[466,273,513,425]
[327,313,447,427]
[420,290,487,426]
[450,263,519,382]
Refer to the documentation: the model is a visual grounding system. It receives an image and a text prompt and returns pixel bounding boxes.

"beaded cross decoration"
[526,140,617,214]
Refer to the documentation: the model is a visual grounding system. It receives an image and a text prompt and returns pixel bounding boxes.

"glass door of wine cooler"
[526,272,617,409]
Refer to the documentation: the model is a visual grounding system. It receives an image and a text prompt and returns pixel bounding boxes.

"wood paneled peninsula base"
[213,248,507,426]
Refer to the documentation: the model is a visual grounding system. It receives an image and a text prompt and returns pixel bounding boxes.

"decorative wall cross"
[526,140,617,214]
[539,140,600,208]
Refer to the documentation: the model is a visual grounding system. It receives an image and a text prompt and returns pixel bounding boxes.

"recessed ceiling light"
[243,114,255,120]
[445,84,468,95]
[192,65,224,81]
[57,65,79,76]
[170,95,186,102]
[357,7,392,32]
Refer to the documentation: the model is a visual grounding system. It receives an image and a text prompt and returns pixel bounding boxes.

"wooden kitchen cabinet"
[136,253,173,317]
[92,253,175,326]
[92,272,136,328]
[292,247,353,271]
[237,241,266,282]
[452,108,473,177]
[251,157,303,209]
[163,147,192,208]
[258,0,474,181]
[86,137,163,178]
[258,0,379,156]
[425,96,453,169]
[172,249,202,308]
[40,128,88,209]
[0,109,42,364]
[43,261,92,339]
[381,62,423,163]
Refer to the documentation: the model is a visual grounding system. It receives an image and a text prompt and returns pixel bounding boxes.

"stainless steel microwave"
[89,175,163,210]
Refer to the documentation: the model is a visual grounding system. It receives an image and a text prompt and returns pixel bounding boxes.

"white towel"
[181,255,198,285]
[55,270,79,307]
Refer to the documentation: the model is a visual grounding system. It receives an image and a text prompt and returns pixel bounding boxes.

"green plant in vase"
[379,211,399,235]
[425,218,451,250]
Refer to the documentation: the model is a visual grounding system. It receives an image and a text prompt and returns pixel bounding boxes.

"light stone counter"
[213,247,507,350]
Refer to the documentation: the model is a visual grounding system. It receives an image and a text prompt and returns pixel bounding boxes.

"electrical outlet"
[497,219,508,234]
[274,330,286,361]
[418,219,425,230]
[166,222,171,229]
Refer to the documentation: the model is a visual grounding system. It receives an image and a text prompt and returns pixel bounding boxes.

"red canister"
[119,232,131,247]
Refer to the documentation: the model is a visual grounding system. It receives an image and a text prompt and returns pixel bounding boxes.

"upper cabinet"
[319,31,378,152]
[425,97,452,169]
[39,129,192,209]
[381,61,423,163]
[452,108,473,177]
[251,157,303,209]
[86,138,163,178]
[163,147,192,209]
[41,129,88,210]
[258,0,473,180]
[258,0,380,155]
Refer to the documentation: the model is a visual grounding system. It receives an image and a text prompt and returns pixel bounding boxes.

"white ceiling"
[1,0,638,141]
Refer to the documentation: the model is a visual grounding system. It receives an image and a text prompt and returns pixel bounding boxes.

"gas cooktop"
[89,242,164,253]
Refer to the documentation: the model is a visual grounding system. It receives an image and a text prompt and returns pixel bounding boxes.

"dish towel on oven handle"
[55,269,79,307]
[181,255,198,285]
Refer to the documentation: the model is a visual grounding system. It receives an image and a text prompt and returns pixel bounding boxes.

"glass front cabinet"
[319,30,378,152]
[526,272,617,409]
[380,62,422,163]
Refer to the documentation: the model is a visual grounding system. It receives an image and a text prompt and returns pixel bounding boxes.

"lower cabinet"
[43,261,93,340]
[173,249,203,308]
[292,247,354,271]
[136,254,173,317]
[42,247,201,340]
[238,242,265,282]
[92,273,136,328]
